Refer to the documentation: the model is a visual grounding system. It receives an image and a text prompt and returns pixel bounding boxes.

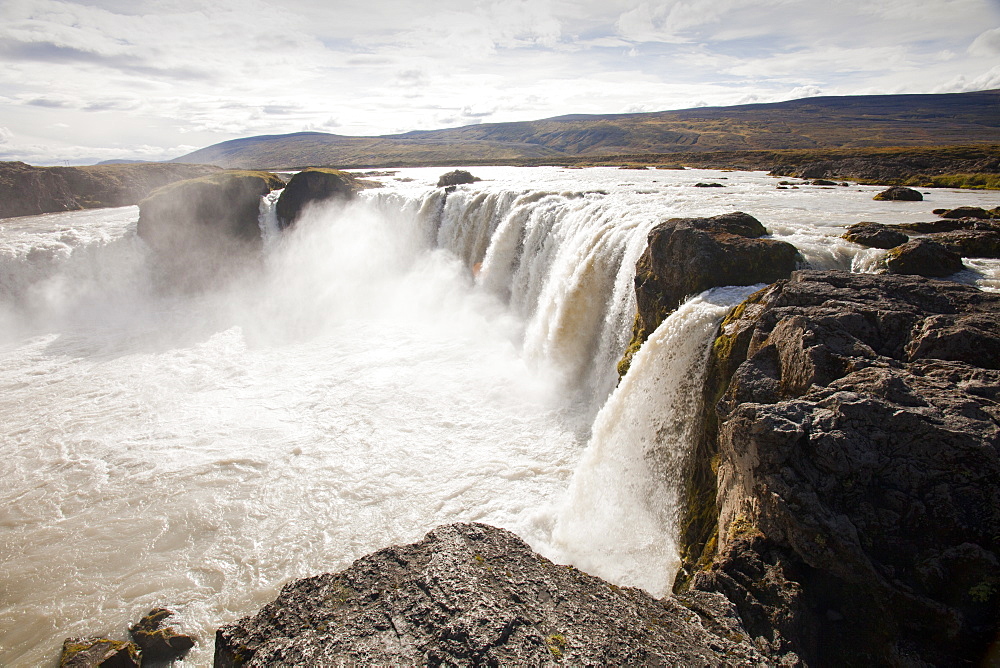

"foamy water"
[1,167,996,665]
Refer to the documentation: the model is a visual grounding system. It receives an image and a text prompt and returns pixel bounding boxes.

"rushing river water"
[1,166,997,665]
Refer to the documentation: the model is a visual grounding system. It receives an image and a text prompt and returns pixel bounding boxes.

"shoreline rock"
[214,522,777,666]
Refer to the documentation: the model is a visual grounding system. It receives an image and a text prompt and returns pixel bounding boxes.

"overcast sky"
[1,0,998,165]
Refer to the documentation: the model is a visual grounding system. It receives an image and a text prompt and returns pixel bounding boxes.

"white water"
[1,167,996,665]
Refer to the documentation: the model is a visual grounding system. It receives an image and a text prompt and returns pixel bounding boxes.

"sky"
[1,0,998,165]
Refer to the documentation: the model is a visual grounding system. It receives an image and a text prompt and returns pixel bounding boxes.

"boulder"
[883,238,964,277]
[620,212,802,376]
[931,230,1000,259]
[938,206,997,219]
[137,171,284,253]
[436,170,480,188]
[128,608,195,662]
[59,638,140,667]
[275,168,357,229]
[214,523,773,666]
[694,182,725,187]
[680,271,1000,666]
[895,218,1000,234]
[810,179,837,186]
[842,221,909,249]
[873,186,923,201]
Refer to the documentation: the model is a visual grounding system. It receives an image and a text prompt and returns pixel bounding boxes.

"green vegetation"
[545,633,566,659]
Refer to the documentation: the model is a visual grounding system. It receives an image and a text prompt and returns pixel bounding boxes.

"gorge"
[1,166,998,666]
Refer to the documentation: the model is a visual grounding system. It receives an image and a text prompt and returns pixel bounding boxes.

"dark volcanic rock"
[436,170,480,188]
[0,161,220,219]
[129,608,195,662]
[137,171,283,252]
[59,637,140,667]
[621,212,801,376]
[681,271,1000,666]
[694,182,725,187]
[884,238,964,277]
[896,218,1000,234]
[842,221,909,249]
[938,205,997,219]
[215,523,773,667]
[275,168,357,229]
[873,185,923,201]
[932,230,1000,258]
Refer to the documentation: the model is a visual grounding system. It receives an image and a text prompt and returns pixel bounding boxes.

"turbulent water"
[1,166,997,665]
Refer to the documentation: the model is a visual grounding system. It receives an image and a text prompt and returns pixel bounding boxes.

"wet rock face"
[873,185,923,201]
[275,168,356,229]
[215,523,774,667]
[436,170,480,188]
[688,271,1000,666]
[883,238,965,277]
[625,212,801,372]
[842,221,909,249]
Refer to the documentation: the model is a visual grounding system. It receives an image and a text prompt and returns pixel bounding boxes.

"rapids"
[1,166,996,665]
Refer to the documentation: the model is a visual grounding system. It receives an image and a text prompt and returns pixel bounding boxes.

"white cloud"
[0,0,997,164]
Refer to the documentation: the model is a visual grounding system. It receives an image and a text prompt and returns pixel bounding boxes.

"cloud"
[0,126,13,144]
[970,27,1000,55]
[0,0,999,164]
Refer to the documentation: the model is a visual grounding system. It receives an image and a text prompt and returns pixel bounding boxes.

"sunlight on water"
[1,167,996,665]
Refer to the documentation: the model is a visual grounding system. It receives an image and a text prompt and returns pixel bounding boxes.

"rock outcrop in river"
[275,168,359,229]
[137,170,284,253]
[214,522,774,666]
[679,271,1000,666]
[620,212,801,375]
[0,161,220,219]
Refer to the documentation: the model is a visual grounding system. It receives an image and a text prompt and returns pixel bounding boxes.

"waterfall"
[365,186,657,413]
[546,285,763,596]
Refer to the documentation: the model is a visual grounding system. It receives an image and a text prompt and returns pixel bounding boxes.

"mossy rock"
[60,637,140,667]
[884,238,964,277]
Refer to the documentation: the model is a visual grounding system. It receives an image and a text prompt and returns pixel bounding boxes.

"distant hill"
[172,90,1000,169]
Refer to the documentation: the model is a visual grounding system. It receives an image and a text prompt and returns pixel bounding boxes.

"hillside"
[0,162,221,219]
[172,90,1000,169]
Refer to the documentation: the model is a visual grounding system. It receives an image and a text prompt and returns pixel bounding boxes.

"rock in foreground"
[215,523,773,666]
[60,638,140,667]
[683,271,1000,666]
[883,237,964,277]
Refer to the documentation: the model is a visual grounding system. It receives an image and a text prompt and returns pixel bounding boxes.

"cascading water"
[2,166,997,666]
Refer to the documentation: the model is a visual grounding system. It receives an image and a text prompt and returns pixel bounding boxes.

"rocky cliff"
[679,271,1000,666]
[0,161,221,219]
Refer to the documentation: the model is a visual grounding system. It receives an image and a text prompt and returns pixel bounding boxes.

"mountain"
[172,90,1000,169]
